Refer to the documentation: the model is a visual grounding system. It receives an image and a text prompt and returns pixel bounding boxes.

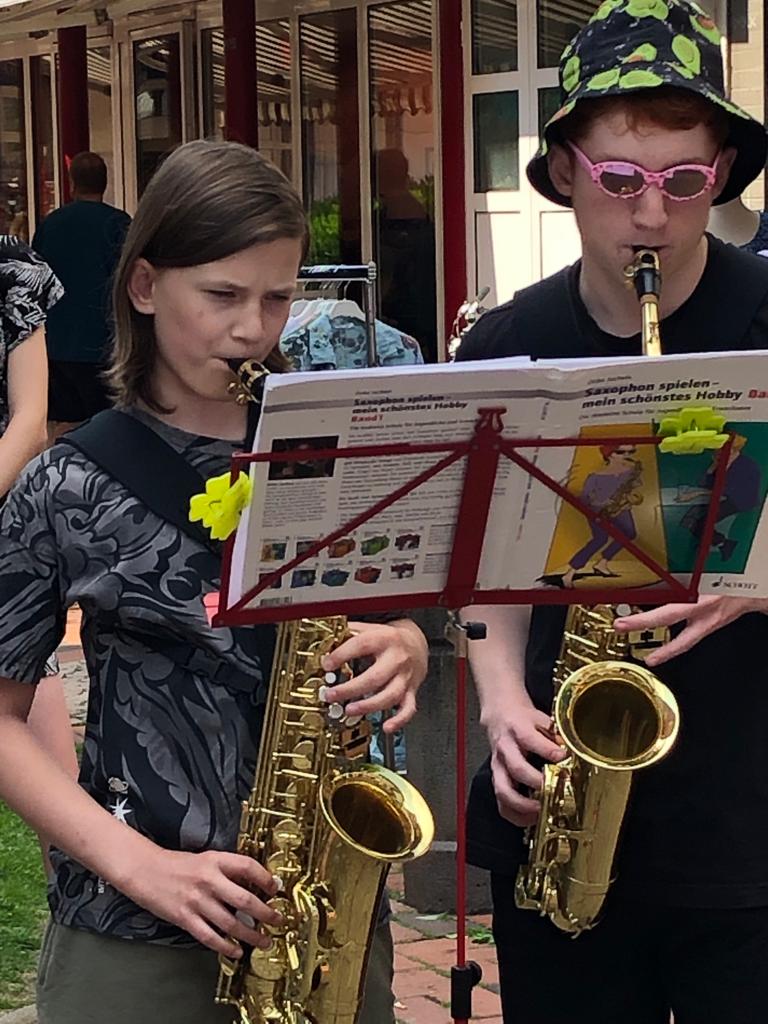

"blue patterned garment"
[280,310,424,371]
[0,235,62,432]
[0,409,276,945]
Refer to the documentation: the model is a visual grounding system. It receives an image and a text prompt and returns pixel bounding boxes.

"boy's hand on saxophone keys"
[119,847,284,958]
[614,595,768,665]
[483,698,567,828]
[320,619,428,731]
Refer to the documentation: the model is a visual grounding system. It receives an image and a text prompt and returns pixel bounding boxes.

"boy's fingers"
[220,853,282,897]
[198,900,272,951]
[614,603,692,632]
[382,693,417,731]
[186,918,242,958]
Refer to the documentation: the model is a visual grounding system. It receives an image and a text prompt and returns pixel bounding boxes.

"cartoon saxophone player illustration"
[676,434,762,563]
[544,443,644,588]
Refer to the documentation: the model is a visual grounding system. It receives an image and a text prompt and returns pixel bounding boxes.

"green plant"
[409,174,435,217]
[468,922,495,945]
[0,802,48,1009]
[308,196,341,263]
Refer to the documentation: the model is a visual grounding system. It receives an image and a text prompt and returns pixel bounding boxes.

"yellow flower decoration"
[657,406,729,455]
[189,471,253,541]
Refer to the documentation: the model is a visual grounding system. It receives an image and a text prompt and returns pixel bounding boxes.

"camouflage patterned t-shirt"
[0,409,275,945]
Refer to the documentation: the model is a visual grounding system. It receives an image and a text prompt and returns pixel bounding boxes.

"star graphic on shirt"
[109,797,132,824]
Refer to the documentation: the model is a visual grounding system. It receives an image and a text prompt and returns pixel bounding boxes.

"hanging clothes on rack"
[280,298,424,370]
[280,261,424,371]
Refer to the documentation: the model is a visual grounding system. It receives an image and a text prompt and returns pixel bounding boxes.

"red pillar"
[438,0,467,356]
[223,0,258,148]
[57,26,90,203]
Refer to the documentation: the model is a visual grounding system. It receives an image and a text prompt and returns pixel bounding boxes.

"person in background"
[33,152,131,439]
[708,195,768,255]
[0,237,78,871]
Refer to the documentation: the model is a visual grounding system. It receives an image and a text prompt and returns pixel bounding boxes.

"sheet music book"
[222,351,768,614]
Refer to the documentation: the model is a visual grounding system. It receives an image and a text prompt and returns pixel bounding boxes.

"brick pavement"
[57,608,503,1023]
[388,868,502,1023]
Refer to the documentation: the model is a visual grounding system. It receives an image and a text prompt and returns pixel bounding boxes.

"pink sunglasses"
[568,142,720,201]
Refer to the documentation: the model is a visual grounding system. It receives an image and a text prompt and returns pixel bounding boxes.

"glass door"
[299,8,361,264]
[0,58,28,238]
[133,34,183,195]
[369,0,437,360]
[465,0,527,306]
[87,45,116,206]
[30,54,57,223]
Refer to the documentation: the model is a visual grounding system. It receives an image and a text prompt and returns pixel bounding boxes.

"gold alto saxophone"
[599,458,643,518]
[216,361,434,1022]
[514,250,680,935]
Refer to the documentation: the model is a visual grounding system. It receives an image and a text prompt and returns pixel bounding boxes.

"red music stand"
[215,408,732,1023]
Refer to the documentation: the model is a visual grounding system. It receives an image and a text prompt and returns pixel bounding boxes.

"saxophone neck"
[625,248,662,358]
[226,358,271,449]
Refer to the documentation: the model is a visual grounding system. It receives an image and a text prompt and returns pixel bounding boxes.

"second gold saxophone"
[217,362,434,1022]
[514,250,680,935]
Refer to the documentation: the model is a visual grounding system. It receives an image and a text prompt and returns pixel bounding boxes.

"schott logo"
[710,576,758,591]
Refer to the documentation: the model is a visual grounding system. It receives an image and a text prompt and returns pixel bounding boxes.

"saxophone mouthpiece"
[625,248,661,303]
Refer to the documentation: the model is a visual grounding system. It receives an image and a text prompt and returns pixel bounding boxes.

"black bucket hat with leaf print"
[527,0,767,207]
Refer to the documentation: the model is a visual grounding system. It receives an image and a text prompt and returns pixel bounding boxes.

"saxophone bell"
[515,608,680,935]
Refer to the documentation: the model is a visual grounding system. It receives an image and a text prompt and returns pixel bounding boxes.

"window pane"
[257,20,292,180]
[472,0,518,74]
[31,55,56,223]
[0,59,28,239]
[369,0,436,362]
[300,9,361,264]
[473,91,519,192]
[537,0,594,69]
[88,47,116,206]
[201,28,225,140]
[538,85,561,140]
[134,35,183,195]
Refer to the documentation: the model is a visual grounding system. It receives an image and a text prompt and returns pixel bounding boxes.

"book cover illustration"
[539,423,666,590]
[538,421,768,589]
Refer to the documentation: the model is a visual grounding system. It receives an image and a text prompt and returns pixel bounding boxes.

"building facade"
[0,0,764,359]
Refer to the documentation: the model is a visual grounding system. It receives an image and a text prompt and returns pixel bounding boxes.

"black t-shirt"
[457,236,768,908]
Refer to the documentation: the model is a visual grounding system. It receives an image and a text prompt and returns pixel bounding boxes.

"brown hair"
[109,140,308,411]
[558,87,730,148]
[70,151,108,195]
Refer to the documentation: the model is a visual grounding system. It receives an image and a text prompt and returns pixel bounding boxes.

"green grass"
[0,802,48,1010]
[468,922,495,945]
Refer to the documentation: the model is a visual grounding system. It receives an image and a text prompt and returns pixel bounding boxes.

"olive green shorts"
[36,918,395,1024]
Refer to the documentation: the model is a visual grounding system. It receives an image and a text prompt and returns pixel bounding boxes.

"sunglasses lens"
[599,165,645,197]
[664,168,709,198]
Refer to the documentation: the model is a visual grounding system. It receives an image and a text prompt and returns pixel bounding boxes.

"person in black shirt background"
[456,2,768,1023]
[32,152,130,439]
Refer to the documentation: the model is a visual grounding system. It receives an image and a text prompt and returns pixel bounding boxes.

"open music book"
[222,351,768,615]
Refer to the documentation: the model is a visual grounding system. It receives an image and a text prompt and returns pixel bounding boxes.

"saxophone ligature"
[514,248,680,936]
[216,361,434,1022]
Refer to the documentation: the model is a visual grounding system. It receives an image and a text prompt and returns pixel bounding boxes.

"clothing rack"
[297,262,379,367]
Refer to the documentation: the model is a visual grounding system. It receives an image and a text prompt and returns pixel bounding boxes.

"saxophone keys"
[285,931,301,972]
[327,702,345,722]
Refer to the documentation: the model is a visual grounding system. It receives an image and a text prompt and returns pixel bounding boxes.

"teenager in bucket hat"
[456,2,768,1022]
[528,0,767,207]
